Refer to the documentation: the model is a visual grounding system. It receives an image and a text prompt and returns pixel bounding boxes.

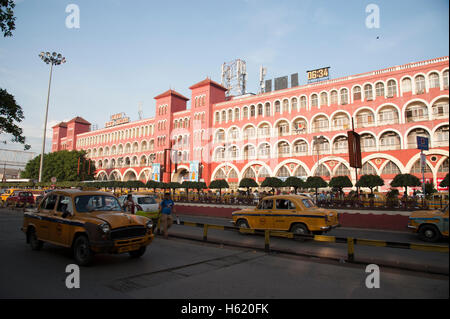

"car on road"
[22,189,155,266]
[1,188,24,202]
[117,194,159,212]
[231,195,339,235]
[5,191,35,207]
[408,204,449,242]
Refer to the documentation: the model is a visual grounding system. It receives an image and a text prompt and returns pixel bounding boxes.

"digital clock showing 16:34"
[307,67,330,80]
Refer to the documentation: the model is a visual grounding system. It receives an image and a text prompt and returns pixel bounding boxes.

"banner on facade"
[189,161,199,182]
[151,163,160,182]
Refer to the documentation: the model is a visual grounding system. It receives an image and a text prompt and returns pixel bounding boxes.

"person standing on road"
[123,194,136,214]
[159,192,176,239]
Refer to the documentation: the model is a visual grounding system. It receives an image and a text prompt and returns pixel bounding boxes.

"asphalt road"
[0,208,448,299]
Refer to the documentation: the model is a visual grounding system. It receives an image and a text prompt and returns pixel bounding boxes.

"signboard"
[416,136,429,151]
[105,112,130,128]
[437,178,449,191]
[347,131,362,168]
[189,161,199,182]
[151,163,160,182]
[307,67,330,83]
[420,153,427,171]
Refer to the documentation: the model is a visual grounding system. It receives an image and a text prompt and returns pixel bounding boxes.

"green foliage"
[305,176,328,189]
[193,181,207,191]
[440,173,449,188]
[260,177,283,188]
[355,174,384,193]
[424,183,437,198]
[146,180,160,191]
[209,179,229,195]
[283,176,304,192]
[329,176,353,190]
[21,150,95,182]
[0,0,16,37]
[239,178,258,188]
[386,189,399,199]
[167,182,182,190]
[0,88,30,149]
[390,173,421,194]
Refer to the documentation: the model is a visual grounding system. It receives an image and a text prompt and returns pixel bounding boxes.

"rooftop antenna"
[221,59,247,97]
[138,101,143,120]
[259,65,267,94]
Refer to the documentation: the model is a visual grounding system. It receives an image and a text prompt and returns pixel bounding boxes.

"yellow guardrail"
[174,220,449,260]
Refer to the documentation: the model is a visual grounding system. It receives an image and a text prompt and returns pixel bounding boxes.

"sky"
[0,0,449,157]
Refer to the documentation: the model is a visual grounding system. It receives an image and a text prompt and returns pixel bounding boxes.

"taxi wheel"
[28,228,43,251]
[418,225,440,243]
[236,219,249,229]
[129,246,146,258]
[291,224,310,236]
[73,235,94,266]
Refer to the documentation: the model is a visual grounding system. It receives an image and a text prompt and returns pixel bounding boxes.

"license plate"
[118,244,140,253]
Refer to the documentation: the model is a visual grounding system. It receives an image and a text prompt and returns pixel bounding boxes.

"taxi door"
[253,199,274,230]
[37,194,58,240]
[272,199,296,231]
[50,195,73,246]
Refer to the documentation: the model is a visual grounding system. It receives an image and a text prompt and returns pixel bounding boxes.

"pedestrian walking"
[159,192,176,239]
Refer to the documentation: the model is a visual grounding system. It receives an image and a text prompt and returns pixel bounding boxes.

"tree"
[329,176,353,198]
[424,182,437,199]
[355,174,384,195]
[260,177,284,194]
[209,179,229,196]
[167,182,181,196]
[440,173,449,188]
[0,0,16,37]
[239,178,258,195]
[390,173,421,196]
[21,150,95,182]
[0,88,30,150]
[146,180,160,193]
[304,176,328,202]
[193,181,207,193]
[284,176,304,193]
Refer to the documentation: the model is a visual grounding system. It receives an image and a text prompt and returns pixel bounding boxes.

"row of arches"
[213,97,448,142]
[213,124,448,161]
[214,70,449,123]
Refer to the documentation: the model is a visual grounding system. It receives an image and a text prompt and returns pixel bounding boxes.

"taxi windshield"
[74,195,122,212]
[302,198,316,209]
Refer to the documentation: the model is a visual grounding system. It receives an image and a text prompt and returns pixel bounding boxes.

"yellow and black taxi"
[408,204,449,242]
[22,189,154,266]
[232,195,339,235]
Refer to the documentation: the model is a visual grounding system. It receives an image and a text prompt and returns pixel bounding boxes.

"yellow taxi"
[232,195,339,235]
[1,188,24,202]
[408,204,449,242]
[426,192,449,210]
[22,189,154,266]
[360,192,387,208]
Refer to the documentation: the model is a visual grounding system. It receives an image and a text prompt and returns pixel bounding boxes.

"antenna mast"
[221,59,247,97]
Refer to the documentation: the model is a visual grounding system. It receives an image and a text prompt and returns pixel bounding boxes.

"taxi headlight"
[100,223,111,233]
[146,220,153,229]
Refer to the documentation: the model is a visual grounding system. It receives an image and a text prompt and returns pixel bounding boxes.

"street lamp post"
[38,52,66,182]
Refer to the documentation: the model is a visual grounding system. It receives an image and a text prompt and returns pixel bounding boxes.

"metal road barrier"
[171,221,449,261]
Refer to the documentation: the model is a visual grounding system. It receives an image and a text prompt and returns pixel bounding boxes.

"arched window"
[221,110,226,123]
[243,168,256,178]
[438,158,449,173]
[257,104,263,116]
[275,101,281,113]
[402,78,412,93]
[387,80,397,97]
[361,162,377,175]
[311,94,318,107]
[235,108,240,121]
[330,91,338,104]
[353,86,362,101]
[300,96,307,109]
[243,106,249,118]
[276,166,290,178]
[364,84,373,100]
[340,89,348,105]
[283,100,289,113]
[444,70,449,89]
[314,164,330,177]
[291,98,298,111]
[429,73,440,88]
[265,102,271,116]
[375,82,385,97]
[250,105,256,117]
[320,92,328,106]
[381,161,401,175]
[228,109,233,122]
[415,75,426,94]
[335,164,350,176]
[410,160,432,174]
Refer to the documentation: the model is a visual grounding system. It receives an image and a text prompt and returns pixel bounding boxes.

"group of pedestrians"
[122,193,176,239]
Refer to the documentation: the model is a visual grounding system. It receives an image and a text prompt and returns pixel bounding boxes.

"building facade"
[52,56,449,192]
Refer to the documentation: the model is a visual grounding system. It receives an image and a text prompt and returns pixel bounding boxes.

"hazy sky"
[0,0,449,155]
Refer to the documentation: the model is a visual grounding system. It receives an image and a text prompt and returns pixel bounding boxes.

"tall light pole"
[38,52,66,182]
